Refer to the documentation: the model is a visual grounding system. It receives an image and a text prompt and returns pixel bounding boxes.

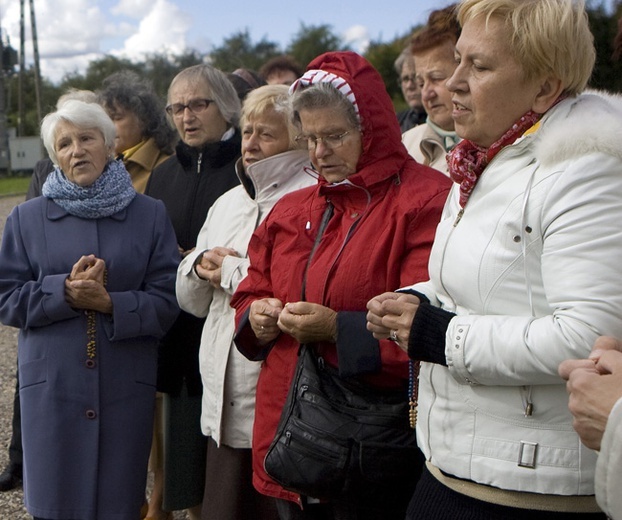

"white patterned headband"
[289,69,360,121]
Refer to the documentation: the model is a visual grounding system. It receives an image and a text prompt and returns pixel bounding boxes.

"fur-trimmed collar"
[535,90,622,167]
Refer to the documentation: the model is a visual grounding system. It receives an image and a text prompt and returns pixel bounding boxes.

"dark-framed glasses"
[295,131,352,150]
[165,98,214,117]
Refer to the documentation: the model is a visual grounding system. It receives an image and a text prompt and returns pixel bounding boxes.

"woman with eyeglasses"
[230,52,451,520]
[144,64,242,520]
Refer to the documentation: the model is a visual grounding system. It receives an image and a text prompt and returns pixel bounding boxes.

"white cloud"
[1,0,110,82]
[0,0,194,83]
[343,25,370,54]
[115,0,192,59]
[110,0,154,18]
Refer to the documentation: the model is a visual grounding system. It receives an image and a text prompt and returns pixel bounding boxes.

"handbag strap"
[301,201,334,302]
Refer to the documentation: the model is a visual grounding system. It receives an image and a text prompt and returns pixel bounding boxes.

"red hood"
[300,51,411,189]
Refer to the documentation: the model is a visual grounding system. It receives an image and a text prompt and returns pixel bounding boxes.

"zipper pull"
[453,208,464,227]
[524,402,533,417]
[197,152,202,174]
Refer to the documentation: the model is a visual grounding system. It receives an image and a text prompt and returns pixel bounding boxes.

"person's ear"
[532,76,564,114]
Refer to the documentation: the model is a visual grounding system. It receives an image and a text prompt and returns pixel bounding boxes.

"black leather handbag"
[264,344,422,499]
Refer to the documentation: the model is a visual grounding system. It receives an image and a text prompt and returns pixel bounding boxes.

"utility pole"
[29,0,42,124]
[18,0,24,137]
[0,7,10,172]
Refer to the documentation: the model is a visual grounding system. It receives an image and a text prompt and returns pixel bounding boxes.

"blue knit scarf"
[42,159,136,219]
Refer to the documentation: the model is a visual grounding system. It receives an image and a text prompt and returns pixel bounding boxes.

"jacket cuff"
[397,288,430,304]
[408,302,454,366]
[336,311,381,377]
[233,307,275,361]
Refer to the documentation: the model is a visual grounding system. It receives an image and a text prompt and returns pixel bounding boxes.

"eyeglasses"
[295,131,352,150]
[165,98,214,117]
[399,75,417,86]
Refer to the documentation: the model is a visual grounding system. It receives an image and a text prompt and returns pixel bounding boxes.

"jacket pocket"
[19,357,48,389]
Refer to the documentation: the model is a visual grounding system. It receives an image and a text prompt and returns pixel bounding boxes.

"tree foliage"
[286,23,348,69]
[210,29,280,72]
[3,9,621,137]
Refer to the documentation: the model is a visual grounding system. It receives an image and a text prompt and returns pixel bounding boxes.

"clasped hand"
[65,254,112,314]
[195,247,239,288]
[559,336,622,450]
[249,299,337,346]
[366,292,420,352]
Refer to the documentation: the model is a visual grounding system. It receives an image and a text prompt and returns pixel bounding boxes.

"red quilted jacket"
[231,51,451,504]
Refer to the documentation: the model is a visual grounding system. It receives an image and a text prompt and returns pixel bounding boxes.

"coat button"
[86,409,97,419]
[85,359,96,369]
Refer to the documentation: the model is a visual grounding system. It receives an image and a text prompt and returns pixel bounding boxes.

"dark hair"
[259,55,304,81]
[227,68,267,100]
[98,70,176,154]
[411,4,461,54]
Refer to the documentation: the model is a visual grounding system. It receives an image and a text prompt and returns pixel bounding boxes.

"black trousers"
[8,365,23,469]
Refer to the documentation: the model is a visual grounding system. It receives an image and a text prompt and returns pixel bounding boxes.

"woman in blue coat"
[0,100,180,520]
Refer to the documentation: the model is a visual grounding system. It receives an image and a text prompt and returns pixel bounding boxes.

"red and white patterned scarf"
[446,109,544,208]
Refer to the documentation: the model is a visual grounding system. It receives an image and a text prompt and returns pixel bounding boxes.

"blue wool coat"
[0,194,180,520]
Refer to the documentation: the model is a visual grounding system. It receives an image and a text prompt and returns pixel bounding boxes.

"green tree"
[142,50,204,98]
[365,35,414,111]
[210,29,280,72]
[286,23,348,68]
[588,0,622,92]
[5,66,60,135]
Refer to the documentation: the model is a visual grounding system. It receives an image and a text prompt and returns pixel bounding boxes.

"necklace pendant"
[409,400,418,429]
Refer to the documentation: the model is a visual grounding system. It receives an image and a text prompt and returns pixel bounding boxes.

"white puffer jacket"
[176,150,315,448]
[406,91,622,495]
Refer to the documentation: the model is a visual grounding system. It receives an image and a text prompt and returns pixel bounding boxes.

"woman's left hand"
[65,255,112,314]
[278,302,337,344]
[366,292,420,352]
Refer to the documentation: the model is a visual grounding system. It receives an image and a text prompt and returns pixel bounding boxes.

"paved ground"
[0,195,31,519]
[0,194,189,519]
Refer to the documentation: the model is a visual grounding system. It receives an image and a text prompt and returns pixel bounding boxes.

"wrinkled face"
[168,79,228,148]
[414,41,457,131]
[107,102,144,155]
[54,120,109,187]
[400,59,423,109]
[447,15,545,147]
[298,106,362,184]
[265,69,299,86]
[241,107,291,170]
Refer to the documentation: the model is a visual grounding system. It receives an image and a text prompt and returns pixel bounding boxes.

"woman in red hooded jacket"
[231,51,451,520]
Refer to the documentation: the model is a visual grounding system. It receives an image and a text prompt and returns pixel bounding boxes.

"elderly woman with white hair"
[0,99,180,520]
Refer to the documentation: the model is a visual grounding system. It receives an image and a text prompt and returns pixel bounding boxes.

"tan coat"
[124,137,172,194]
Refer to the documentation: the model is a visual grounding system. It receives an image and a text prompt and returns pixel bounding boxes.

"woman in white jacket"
[175,85,315,520]
[367,0,622,518]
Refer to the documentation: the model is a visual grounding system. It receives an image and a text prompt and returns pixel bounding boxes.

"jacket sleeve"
[0,206,80,329]
[336,182,450,378]
[444,154,622,386]
[231,218,277,361]
[176,247,213,318]
[596,397,622,520]
[104,201,180,341]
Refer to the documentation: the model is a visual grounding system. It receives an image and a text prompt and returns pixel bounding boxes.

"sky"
[0,0,448,84]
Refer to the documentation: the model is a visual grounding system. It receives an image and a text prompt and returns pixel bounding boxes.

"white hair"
[40,100,116,165]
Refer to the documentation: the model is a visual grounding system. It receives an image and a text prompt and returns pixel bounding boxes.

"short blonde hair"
[457,0,595,95]
[240,85,299,149]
